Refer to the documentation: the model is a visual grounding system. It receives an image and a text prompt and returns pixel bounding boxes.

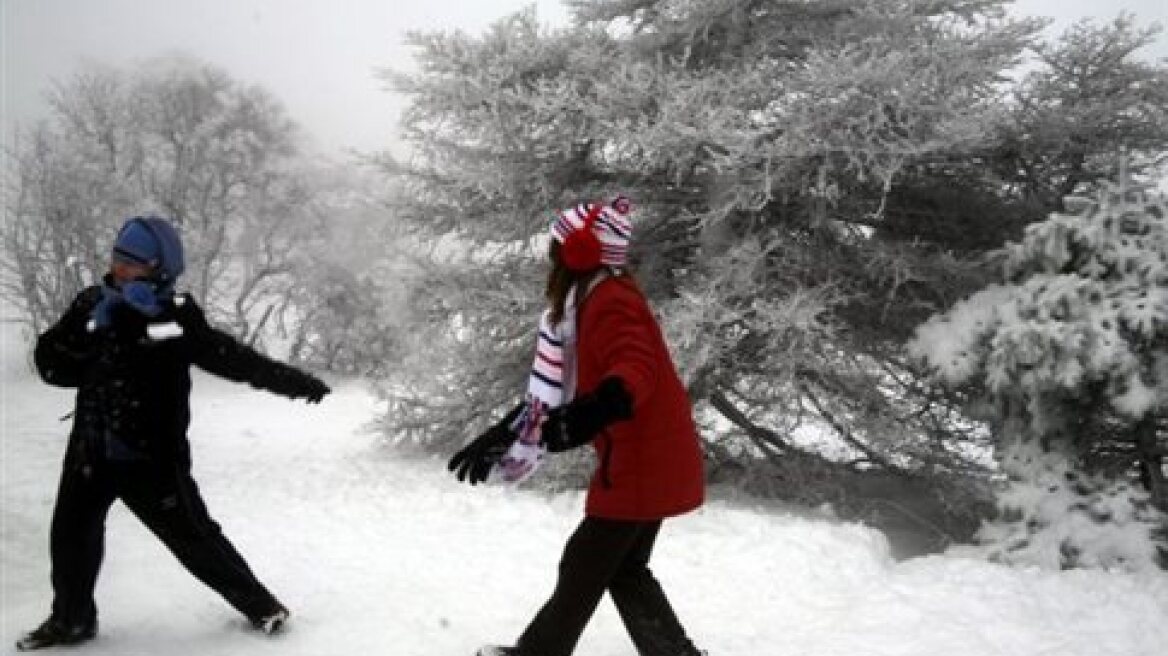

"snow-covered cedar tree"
[910,182,1168,571]
[380,2,1167,548]
[992,15,1168,213]
[382,0,1035,464]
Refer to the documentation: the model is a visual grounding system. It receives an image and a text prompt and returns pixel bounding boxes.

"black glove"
[448,403,524,485]
[541,377,633,453]
[255,364,330,403]
[297,376,331,404]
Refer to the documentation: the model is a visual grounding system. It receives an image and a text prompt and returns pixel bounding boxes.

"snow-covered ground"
[2,322,1167,656]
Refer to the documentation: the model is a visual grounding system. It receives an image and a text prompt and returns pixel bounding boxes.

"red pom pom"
[561,229,602,271]
[611,195,631,215]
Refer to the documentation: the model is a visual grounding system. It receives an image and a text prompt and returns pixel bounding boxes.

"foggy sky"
[3,0,1166,158]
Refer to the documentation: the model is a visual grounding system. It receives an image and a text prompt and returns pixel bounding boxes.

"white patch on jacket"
[147,322,184,340]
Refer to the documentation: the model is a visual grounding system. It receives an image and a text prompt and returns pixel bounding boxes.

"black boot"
[15,617,97,651]
[248,601,290,635]
[475,646,521,656]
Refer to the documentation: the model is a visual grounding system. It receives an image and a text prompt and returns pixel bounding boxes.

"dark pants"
[516,517,701,656]
[48,455,278,627]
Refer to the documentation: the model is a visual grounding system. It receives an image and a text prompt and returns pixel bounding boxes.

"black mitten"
[448,403,524,485]
[252,365,330,402]
[295,375,331,404]
[541,377,633,453]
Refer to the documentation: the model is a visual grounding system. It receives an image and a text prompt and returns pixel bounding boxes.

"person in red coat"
[449,196,705,656]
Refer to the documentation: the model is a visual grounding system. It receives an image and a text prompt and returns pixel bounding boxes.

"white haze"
[3,0,1165,157]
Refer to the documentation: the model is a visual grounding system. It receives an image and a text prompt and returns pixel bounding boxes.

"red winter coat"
[575,275,705,520]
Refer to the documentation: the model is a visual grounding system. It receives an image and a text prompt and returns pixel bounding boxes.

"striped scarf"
[494,196,631,484]
[496,287,580,484]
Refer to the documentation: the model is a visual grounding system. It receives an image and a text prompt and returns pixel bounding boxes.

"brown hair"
[546,240,579,325]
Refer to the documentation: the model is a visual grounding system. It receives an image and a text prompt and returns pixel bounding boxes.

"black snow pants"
[515,517,702,656]
[47,453,279,627]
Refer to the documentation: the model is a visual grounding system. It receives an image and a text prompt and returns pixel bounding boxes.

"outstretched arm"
[177,295,330,402]
[34,287,102,388]
[447,402,525,485]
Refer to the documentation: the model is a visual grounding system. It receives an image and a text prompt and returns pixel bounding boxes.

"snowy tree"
[0,56,395,363]
[993,15,1168,212]
[274,165,410,376]
[377,0,1072,546]
[911,180,1168,570]
[3,58,295,334]
[381,0,1168,552]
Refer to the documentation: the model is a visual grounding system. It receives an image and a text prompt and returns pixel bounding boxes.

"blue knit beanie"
[112,216,185,283]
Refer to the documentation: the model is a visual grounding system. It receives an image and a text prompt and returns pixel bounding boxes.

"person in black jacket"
[16,216,331,652]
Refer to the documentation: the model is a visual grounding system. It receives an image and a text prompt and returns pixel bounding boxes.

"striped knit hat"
[550,196,633,270]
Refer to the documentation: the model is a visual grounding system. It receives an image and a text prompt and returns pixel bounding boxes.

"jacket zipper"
[600,431,614,489]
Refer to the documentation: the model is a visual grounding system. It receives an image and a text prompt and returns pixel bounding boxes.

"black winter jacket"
[36,286,324,466]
